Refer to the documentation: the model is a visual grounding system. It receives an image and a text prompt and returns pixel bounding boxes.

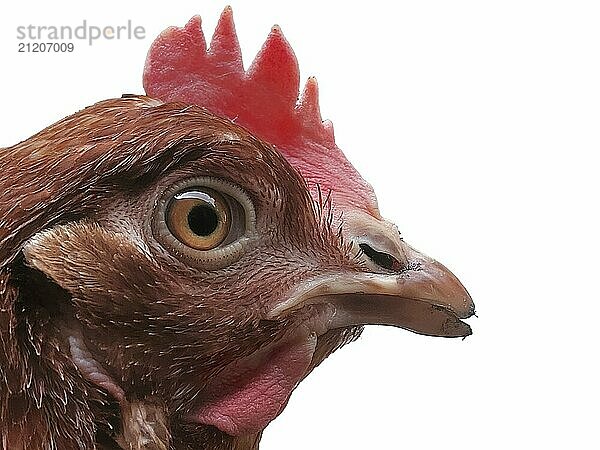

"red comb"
[143,7,380,217]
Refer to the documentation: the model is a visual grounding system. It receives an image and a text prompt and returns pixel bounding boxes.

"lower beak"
[269,243,475,338]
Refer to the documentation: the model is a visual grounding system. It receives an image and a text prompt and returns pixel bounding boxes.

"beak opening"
[326,293,472,338]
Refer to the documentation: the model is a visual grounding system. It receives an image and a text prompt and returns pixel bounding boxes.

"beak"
[268,213,475,338]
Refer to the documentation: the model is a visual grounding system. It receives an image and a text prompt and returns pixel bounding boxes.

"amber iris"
[166,188,231,250]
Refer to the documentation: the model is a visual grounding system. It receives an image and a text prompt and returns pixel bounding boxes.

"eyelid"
[152,177,257,270]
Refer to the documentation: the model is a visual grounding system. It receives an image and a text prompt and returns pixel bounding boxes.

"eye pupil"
[188,205,219,237]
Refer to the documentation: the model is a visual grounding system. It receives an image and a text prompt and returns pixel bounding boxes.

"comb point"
[322,119,335,142]
[246,25,300,106]
[209,6,243,73]
[298,76,322,124]
[183,15,207,54]
[143,15,207,97]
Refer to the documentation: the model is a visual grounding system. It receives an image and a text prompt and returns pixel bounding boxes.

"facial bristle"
[143,7,380,218]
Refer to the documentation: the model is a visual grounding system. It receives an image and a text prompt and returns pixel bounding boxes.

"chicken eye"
[153,177,256,269]
[167,189,230,250]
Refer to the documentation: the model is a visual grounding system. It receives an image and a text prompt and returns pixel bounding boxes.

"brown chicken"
[0,9,474,450]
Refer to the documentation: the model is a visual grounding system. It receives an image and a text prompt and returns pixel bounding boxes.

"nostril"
[358,243,407,272]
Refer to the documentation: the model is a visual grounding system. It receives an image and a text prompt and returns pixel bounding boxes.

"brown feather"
[0,96,361,449]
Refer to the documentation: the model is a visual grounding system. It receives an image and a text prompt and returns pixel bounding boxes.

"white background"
[1,1,599,449]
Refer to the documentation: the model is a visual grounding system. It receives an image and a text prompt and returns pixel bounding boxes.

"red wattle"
[190,335,317,436]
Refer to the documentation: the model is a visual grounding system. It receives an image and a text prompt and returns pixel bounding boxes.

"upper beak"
[269,214,475,338]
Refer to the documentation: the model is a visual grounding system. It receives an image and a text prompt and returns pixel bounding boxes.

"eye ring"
[152,177,257,269]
